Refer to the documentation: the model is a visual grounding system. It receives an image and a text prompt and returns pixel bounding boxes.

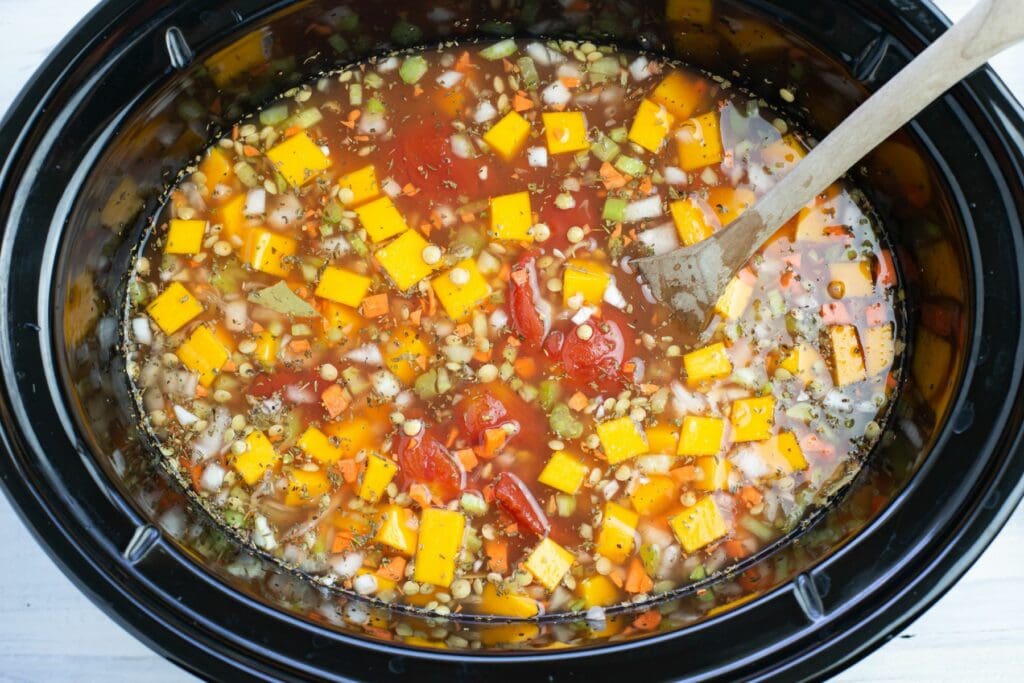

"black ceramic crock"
[1,0,1023,680]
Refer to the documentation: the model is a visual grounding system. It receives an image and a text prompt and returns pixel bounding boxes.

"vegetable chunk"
[414,508,466,586]
[266,132,331,187]
[524,537,575,590]
[597,417,649,464]
[483,111,531,160]
[670,496,728,552]
[146,282,203,335]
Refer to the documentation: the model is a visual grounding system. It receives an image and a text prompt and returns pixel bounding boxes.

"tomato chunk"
[459,392,513,443]
[560,317,628,390]
[248,369,322,399]
[508,253,550,346]
[396,430,466,503]
[494,472,550,537]
[389,120,484,198]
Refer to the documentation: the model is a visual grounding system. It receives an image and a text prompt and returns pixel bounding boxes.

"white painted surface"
[0,0,1021,680]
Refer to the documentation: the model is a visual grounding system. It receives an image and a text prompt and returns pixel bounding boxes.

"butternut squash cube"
[630,475,678,516]
[355,196,411,243]
[651,71,704,119]
[628,99,675,153]
[543,112,590,154]
[233,430,280,485]
[693,455,731,492]
[670,496,728,553]
[337,164,380,206]
[322,301,363,338]
[677,111,723,171]
[431,259,492,321]
[770,431,808,472]
[828,324,867,386]
[489,191,534,242]
[645,422,680,455]
[683,342,733,384]
[828,262,874,297]
[677,415,724,456]
[562,258,611,306]
[323,416,377,458]
[863,323,895,378]
[297,426,346,464]
[266,131,331,187]
[253,328,279,367]
[524,537,575,590]
[670,198,713,246]
[245,227,297,276]
[596,501,639,563]
[375,504,418,556]
[577,575,623,607]
[284,468,331,506]
[375,229,440,291]
[483,110,531,160]
[176,325,229,386]
[597,416,649,465]
[795,202,842,242]
[706,186,756,224]
[382,327,430,384]
[315,266,372,307]
[761,134,806,172]
[217,194,248,243]
[479,583,540,618]
[538,450,588,494]
[146,281,203,335]
[359,453,398,503]
[198,147,233,194]
[165,219,207,254]
[714,276,754,320]
[730,396,776,442]
[414,508,465,586]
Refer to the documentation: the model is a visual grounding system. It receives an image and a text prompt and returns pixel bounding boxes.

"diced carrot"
[251,322,265,333]
[670,465,698,484]
[454,51,473,73]
[409,308,423,326]
[638,177,653,195]
[331,532,353,553]
[724,539,749,559]
[513,356,537,378]
[622,361,636,375]
[284,125,302,138]
[739,485,763,507]
[609,567,626,588]
[479,428,507,458]
[377,556,407,582]
[513,92,534,112]
[485,539,508,573]
[568,391,589,411]
[289,339,311,354]
[455,448,479,471]
[338,458,360,484]
[222,359,237,373]
[472,347,492,363]
[410,483,432,508]
[600,162,627,189]
[361,293,390,318]
[321,384,350,418]
[455,322,473,337]
[242,144,260,157]
[402,183,419,196]
[560,76,581,88]
[632,610,662,631]
[194,385,208,398]
[189,463,204,490]
[625,557,654,594]
[779,270,795,288]
[363,626,393,641]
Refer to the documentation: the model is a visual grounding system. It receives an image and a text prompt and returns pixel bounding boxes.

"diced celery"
[608,126,629,143]
[767,289,786,318]
[290,107,323,130]
[414,369,438,399]
[640,543,660,576]
[391,19,422,45]
[538,379,560,410]
[614,155,645,177]
[259,103,289,127]
[589,56,620,82]
[689,565,707,581]
[363,72,384,89]
[233,161,259,187]
[399,55,429,84]
[480,38,517,61]
[740,515,775,542]
[602,197,627,222]
[328,34,349,53]
[555,494,577,518]
[349,83,362,106]
[591,132,620,162]
[460,492,489,516]
[323,200,343,224]
[549,404,584,440]
[350,235,369,256]
[366,96,386,114]
[516,56,539,89]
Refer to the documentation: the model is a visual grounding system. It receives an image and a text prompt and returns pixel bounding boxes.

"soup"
[124,38,900,618]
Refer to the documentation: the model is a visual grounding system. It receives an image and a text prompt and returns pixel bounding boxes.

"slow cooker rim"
[0,0,1023,680]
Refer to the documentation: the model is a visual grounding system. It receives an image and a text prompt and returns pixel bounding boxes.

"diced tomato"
[458,392,513,443]
[396,430,466,503]
[493,472,550,537]
[559,316,628,390]
[508,253,550,346]
[388,120,485,199]
[248,369,322,399]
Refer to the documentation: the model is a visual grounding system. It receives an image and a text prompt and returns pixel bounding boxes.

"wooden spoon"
[636,0,1024,332]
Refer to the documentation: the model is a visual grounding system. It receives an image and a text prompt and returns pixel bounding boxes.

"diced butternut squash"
[829,262,874,297]
[651,71,704,119]
[217,194,248,243]
[233,430,280,485]
[863,323,895,378]
[176,325,229,386]
[777,343,821,384]
[359,453,398,502]
[693,455,730,492]
[432,259,492,321]
[670,496,728,553]
[375,504,418,556]
[165,219,207,254]
[198,148,233,194]
[524,537,575,590]
[645,423,680,455]
[628,99,675,153]
[562,258,610,306]
[596,501,639,563]
[761,134,806,172]
[683,342,732,384]
[297,426,346,464]
[677,111,723,171]
[828,324,867,386]
[266,131,331,187]
[670,198,713,246]
[707,187,756,226]
[577,575,623,607]
[630,475,677,516]
[714,276,753,320]
[730,396,776,442]
[315,266,372,307]
[323,416,377,458]
[375,229,440,291]
[414,508,465,586]
[356,196,411,243]
[245,227,297,276]
[253,328,279,367]
[597,417,649,465]
[382,327,430,384]
[666,0,713,26]
[479,583,540,618]
[768,431,808,472]
[483,111,531,160]
[677,416,724,456]
[284,468,331,506]
[538,450,588,494]
[543,112,590,154]
[321,301,363,338]
[489,191,534,242]
[146,281,203,335]
[337,165,380,206]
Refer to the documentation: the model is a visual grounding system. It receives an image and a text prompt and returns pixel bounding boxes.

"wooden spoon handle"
[742,0,1024,252]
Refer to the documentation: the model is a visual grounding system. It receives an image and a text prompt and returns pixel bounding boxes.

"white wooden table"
[0,0,1021,680]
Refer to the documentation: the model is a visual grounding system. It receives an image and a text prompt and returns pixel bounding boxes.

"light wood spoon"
[636,0,1024,332]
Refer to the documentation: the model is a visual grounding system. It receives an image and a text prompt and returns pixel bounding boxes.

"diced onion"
[624,194,663,222]
[200,463,226,492]
[436,70,463,89]
[474,100,498,123]
[376,56,399,73]
[353,573,378,595]
[733,446,771,479]
[132,317,152,345]
[346,344,384,366]
[603,277,627,309]
[332,551,364,579]
[571,306,595,325]
[358,112,388,135]
[371,370,401,398]
[629,56,651,81]
[663,166,687,185]
[173,405,199,426]
[525,42,565,66]
[222,300,248,332]
[542,81,572,107]
[527,146,548,167]
[381,177,402,197]
[637,224,679,255]
[244,188,266,216]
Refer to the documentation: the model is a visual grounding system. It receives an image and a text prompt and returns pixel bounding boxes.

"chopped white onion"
[477,165,489,181]
[663,166,687,185]
[200,463,226,492]
[320,234,351,256]
[371,370,401,399]
[244,188,266,216]
[222,300,248,332]
[381,177,402,197]
[629,56,651,81]
[525,42,565,66]
[637,224,679,255]
[542,80,572,107]
[268,193,302,229]
[173,405,199,426]
[131,317,152,346]
[346,344,384,366]
[376,56,399,73]
[436,70,463,89]
[474,101,498,123]
[571,306,596,325]
[331,551,364,578]
[353,573,378,595]
[451,134,475,159]
[344,601,370,625]
[527,146,548,167]
[624,194,663,222]
[358,112,388,135]
[285,383,317,405]
[603,277,627,309]
[253,514,277,551]
[489,309,509,330]
[585,606,607,624]
[733,446,772,480]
